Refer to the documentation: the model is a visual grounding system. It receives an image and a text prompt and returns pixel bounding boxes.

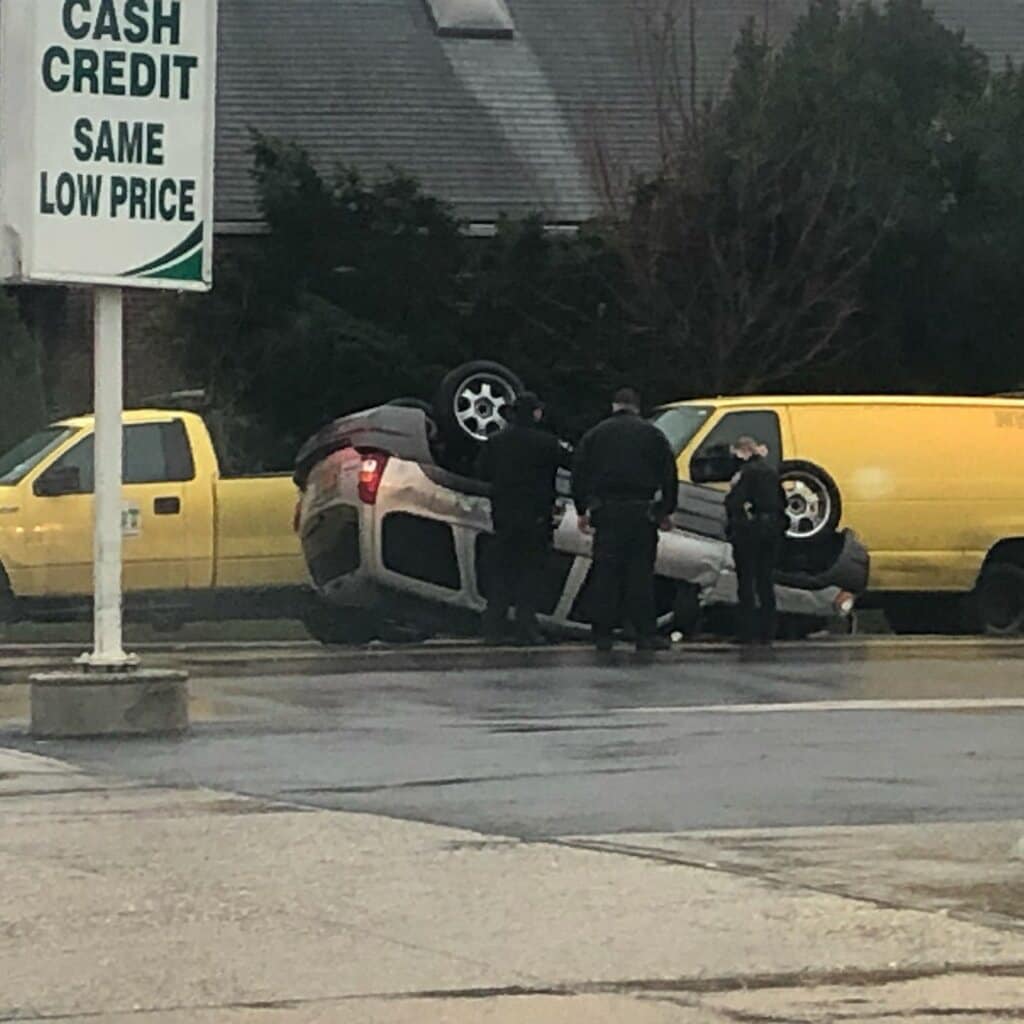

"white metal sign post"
[0,0,217,670]
[92,286,128,665]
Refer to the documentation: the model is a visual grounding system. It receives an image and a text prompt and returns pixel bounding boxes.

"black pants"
[483,525,550,638]
[591,503,659,641]
[732,533,779,644]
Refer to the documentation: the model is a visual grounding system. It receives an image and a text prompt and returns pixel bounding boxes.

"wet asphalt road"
[6,641,1024,838]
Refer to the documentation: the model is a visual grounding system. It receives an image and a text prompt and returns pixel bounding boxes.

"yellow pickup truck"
[0,409,308,627]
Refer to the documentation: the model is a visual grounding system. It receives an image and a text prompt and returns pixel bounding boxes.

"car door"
[30,420,194,594]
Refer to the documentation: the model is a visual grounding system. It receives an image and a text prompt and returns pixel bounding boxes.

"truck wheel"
[301,598,377,645]
[976,563,1024,635]
[434,361,523,447]
[780,460,842,542]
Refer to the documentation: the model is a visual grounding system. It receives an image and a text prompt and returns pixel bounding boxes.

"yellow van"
[653,395,1024,634]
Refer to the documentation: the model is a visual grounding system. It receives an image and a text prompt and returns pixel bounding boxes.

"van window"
[695,411,783,467]
[651,406,713,455]
[43,422,196,493]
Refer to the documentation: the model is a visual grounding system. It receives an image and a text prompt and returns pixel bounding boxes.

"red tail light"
[292,499,302,534]
[358,454,389,505]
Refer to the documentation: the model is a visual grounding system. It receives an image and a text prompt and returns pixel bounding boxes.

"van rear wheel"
[976,564,1024,636]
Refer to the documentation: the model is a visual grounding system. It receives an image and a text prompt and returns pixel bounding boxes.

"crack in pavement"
[553,836,1024,936]
[279,763,661,796]
[6,965,1024,1022]
[700,1006,1024,1023]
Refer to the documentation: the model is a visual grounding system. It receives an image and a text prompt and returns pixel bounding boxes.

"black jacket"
[725,455,786,541]
[572,410,679,518]
[476,423,571,530]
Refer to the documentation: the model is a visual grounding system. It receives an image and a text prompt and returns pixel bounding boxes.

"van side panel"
[787,403,1024,592]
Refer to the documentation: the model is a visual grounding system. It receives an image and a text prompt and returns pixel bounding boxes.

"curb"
[2,635,1024,683]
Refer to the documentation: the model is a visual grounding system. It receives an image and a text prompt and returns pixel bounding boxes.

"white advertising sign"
[0,0,216,290]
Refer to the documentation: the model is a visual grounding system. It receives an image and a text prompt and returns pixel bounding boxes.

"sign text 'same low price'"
[0,0,217,290]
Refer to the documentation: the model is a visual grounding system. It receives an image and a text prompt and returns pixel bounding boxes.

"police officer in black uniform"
[572,387,678,652]
[476,392,571,645]
[725,436,787,646]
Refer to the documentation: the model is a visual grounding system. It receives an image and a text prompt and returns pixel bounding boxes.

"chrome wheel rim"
[782,473,831,540]
[453,374,515,442]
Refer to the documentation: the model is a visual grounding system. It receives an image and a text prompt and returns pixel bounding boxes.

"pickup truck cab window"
[42,421,196,493]
[0,427,72,485]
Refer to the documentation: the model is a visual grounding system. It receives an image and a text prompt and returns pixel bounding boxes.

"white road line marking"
[607,698,1024,716]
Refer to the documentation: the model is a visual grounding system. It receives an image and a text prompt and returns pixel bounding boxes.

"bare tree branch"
[590,0,898,398]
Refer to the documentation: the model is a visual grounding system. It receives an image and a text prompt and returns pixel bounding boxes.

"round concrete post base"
[30,667,189,739]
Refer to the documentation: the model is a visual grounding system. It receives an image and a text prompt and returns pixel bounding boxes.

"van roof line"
[662,395,1024,409]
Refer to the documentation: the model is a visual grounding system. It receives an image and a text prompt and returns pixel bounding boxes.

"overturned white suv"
[293,365,868,644]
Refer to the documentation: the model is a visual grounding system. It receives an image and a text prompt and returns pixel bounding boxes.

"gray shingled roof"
[214,0,1024,229]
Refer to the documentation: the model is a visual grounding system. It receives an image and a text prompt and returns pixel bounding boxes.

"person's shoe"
[636,635,671,652]
[594,635,614,653]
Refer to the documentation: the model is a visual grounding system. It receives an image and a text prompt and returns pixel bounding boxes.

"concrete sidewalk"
[2,748,1023,1023]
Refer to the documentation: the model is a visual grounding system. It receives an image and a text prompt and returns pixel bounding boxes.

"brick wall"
[17,235,261,419]
[21,286,185,419]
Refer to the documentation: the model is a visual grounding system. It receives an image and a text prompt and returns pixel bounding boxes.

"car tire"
[779,460,842,543]
[433,361,524,448]
[387,397,439,442]
[301,597,377,645]
[976,563,1024,636]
